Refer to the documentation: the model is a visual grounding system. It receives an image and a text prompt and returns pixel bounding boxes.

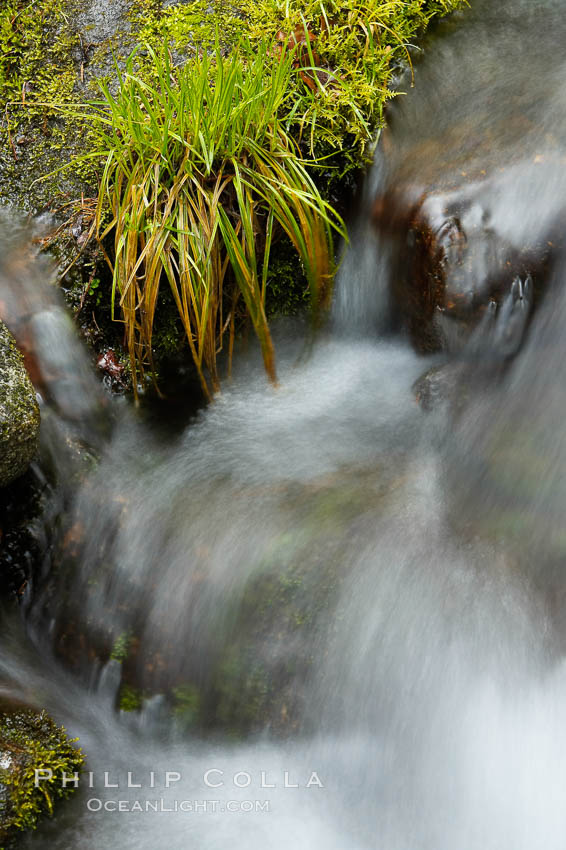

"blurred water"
[3,0,566,847]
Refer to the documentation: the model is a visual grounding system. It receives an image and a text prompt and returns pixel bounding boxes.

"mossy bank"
[0,0,467,386]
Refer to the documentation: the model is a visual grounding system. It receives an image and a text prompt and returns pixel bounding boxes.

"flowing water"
[3,0,566,847]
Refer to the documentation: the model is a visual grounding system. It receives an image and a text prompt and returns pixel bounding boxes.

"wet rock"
[0,322,40,488]
[42,467,397,738]
[0,700,84,847]
[413,363,464,412]
[74,0,132,45]
[0,469,45,600]
[373,165,555,354]
[369,0,566,357]
[413,275,535,414]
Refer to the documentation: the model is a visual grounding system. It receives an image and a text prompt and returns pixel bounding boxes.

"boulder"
[0,321,40,488]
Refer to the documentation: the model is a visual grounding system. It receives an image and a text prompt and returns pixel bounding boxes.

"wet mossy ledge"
[0,0,467,392]
[0,703,84,848]
[0,322,40,488]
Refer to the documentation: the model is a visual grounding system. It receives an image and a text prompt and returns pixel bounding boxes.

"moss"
[150,289,188,360]
[1,0,467,362]
[133,0,468,185]
[265,239,309,318]
[110,631,133,662]
[0,0,88,209]
[0,706,84,846]
[172,685,202,731]
[118,684,143,712]
[0,321,40,487]
[0,0,78,111]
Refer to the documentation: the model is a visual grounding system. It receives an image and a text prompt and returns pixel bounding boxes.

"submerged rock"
[0,700,84,847]
[0,322,40,488]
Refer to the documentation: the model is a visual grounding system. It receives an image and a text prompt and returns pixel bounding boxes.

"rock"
[0,700,84,846]
[368,0,566,356]
[373,164,555,355]
[0,0,134,215]
[413,363,464,412]
[413,276,535,414]
[46,467,398,738]
[0,321,40,488]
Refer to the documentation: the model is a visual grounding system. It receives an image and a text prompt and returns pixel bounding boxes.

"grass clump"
[5,0,465,391]
[90,0,466,394]
[137,0,468,176]
[85,41,345,398]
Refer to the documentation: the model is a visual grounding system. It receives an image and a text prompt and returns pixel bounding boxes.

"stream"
[3,0,566,847]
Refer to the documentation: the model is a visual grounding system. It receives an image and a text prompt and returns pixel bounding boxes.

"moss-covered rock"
[0,321,40,488]
[0,701,84,848]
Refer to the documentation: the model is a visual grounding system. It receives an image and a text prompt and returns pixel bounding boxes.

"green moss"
[0,0,78,111]
[172,685,202,731]
[1,0,468,363]
[118,684,143,712]
[265,239,309,317]
[0,0,94,211]
[0,707,84,845]
[110,631,133,662]
[133,0,468,185]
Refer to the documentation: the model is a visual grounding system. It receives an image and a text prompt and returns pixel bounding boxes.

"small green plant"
[81,40,345,398]
[82,276,103,308]
[110,630,133,662]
